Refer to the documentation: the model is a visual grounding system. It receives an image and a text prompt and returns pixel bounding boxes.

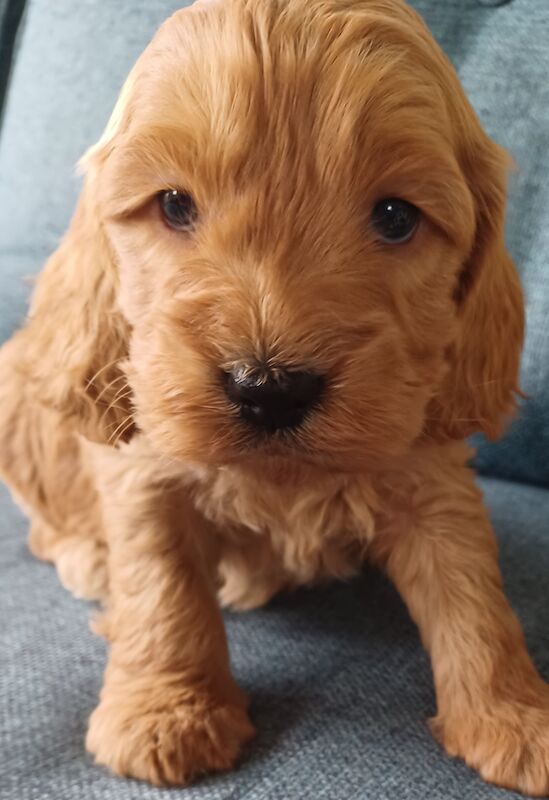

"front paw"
[53,535,109,601]
[434,702,549,796]
[86,689,255,786]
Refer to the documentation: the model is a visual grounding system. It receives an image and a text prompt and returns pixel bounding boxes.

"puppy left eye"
[159,189,198,232]
[371,198,420,244]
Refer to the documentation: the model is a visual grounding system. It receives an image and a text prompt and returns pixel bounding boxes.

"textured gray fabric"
[1,476,549,800]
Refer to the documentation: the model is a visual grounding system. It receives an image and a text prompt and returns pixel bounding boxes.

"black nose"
[223,365,325,432]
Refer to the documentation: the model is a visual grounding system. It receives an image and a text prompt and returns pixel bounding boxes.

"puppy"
[1,0,548,793]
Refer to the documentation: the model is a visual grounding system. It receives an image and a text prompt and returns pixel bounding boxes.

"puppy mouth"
[233,428,324,472]
[223,392,323,465]
[229,406,319,460]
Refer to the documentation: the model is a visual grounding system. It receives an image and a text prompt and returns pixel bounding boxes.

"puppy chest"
[190,467,382,581]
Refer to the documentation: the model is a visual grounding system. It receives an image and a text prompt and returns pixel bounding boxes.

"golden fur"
[1,0,548,793]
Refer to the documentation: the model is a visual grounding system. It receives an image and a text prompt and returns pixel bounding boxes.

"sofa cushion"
[0,0,548,486]
[1,475,548,800]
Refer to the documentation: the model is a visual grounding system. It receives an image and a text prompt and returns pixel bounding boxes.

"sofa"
[0,1,548,798]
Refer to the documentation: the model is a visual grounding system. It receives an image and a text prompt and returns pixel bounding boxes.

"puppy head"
[73,0,523,470]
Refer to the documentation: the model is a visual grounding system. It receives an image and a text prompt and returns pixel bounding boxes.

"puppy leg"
[0,334,108,600]
[85,439,254,786]
[371,463,549,796]
[27,435,108,601]
[29,518,109,601]
[218,539,287,611]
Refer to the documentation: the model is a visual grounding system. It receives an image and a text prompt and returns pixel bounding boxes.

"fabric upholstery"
[0,0,26,126]
[1,476,548,800]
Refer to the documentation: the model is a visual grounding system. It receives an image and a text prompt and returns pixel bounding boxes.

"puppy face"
[89,0,521,471]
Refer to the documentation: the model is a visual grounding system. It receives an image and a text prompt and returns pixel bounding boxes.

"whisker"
[113,419,136,447]
[102,406,134,427]
[109,415,135,445]
[85,358,122,391]
[104,400,135,430]
[102,387,133,416]
[94,373,128,404]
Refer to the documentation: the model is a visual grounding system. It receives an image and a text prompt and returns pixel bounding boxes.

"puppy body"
[2,0,549,794]
[193,441,467,607]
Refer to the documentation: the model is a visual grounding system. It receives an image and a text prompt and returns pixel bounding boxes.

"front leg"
[85,439,254,786]
[371,454,549,796]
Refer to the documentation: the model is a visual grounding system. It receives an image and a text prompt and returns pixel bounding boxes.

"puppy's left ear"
[19,65,142,444]
[429,131,524,441]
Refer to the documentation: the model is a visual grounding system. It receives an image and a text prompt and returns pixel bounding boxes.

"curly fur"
[2,0,548,794]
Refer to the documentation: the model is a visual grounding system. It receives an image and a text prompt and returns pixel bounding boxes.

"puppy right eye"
[370,198,420,244]
[159,189,198,232]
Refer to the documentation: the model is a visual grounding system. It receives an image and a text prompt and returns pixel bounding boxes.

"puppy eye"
[370,198,420,244]
[159,189,198,232]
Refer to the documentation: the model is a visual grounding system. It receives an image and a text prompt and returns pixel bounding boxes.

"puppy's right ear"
[21,67,141,444]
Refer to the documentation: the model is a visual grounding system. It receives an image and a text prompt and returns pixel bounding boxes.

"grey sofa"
[1,1,548,799]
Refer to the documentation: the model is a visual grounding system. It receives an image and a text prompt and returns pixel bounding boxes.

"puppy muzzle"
[222,363,325,433]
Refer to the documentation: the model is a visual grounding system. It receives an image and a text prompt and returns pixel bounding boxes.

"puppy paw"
[434,702,549,796]
[86,692,255,786]
[218,560,284,611]
[52,536,109,601]
[218,577,280,611]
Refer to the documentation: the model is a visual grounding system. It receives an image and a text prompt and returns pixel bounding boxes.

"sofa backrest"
[0,0,547,486]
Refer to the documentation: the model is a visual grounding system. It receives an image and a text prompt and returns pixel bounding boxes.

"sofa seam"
[0,0,28,135]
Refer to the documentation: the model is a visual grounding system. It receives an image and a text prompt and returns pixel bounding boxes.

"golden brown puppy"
[1,0,548,793]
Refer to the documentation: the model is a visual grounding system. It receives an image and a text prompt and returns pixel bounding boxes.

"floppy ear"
[428,132,524,441]
[20,72,139,444]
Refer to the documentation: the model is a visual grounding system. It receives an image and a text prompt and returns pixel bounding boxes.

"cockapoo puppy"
[1,0,548,794]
